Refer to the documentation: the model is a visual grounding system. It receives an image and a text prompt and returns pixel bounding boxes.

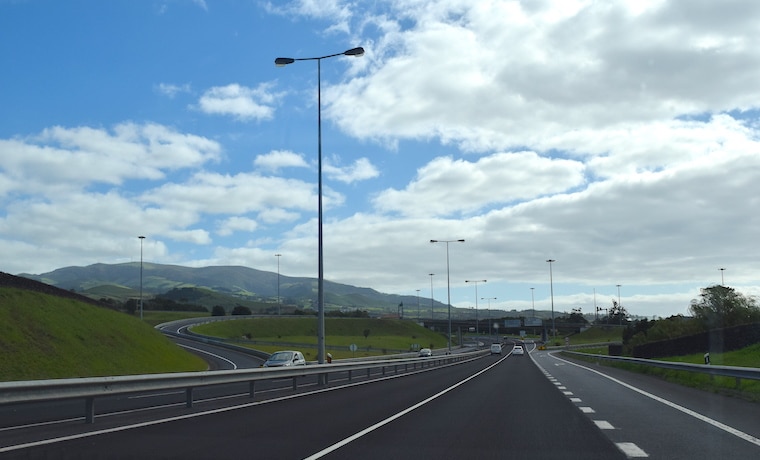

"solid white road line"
[550,352,760,448]
[303,356,508,459]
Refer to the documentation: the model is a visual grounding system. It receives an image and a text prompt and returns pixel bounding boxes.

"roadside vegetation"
[0,287,207,381]
[191,317,448,360]
[563,285,760,401]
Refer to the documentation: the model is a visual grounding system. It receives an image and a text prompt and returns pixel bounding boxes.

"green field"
[191,317,448,360]
[0,288,207,381]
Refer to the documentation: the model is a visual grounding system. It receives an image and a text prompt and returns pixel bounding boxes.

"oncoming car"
[418,348,433,357]
[490,343,502,355]
[262,350,306,367]
[512,345,525,356]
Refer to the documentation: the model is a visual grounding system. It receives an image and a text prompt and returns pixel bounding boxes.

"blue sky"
[2,0,759,319]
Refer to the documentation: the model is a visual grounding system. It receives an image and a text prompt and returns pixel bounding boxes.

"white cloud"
[217,216,258,236]
[264,0,354,34]
[0,123,221,198]
[156,82,191,98]
[197,83,278,121]
[327,0,760,152]
[373,152,585,217]
[254,150,309,171]
[324,156,380,184]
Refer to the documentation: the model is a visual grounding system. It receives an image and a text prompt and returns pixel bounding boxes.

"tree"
[689,285,760,329]
[363,329,371,339]
[211,305,226,317]
[231,305,252,315]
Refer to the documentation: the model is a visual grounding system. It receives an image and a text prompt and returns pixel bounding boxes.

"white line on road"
[616,442,649,458]
[0,352,484,453]
[303,355,508,459]
[594,420,615,430]
[177,344,238,369]
[550,353,760,449]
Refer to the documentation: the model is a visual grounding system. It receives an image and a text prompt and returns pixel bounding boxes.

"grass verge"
[191,317,448,360]
[562,345,760,402]
[0,288,207,381]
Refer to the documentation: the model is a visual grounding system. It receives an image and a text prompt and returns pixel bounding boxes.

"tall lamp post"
[482,297,497,337]
[275,254,282,315]
[431,239,465,353]
[138,236,145,320]
[416,289,421,320]
[465,279,486,335]
[429,273,435,319]
[546,259,556,338]
[275,47,364,368]
[719,268,726,286]
[616,284,622,325]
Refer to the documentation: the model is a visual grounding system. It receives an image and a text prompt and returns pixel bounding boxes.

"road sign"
[349,343,358,352]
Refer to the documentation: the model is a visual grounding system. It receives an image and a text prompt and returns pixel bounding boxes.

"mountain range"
[19,262,487,318]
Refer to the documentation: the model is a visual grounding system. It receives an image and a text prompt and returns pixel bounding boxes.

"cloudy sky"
[2,0,758,319]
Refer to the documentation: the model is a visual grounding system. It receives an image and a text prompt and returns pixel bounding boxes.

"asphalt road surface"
[3,347,759,459]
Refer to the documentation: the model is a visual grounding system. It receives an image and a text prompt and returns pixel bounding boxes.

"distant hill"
[19,262,459,317]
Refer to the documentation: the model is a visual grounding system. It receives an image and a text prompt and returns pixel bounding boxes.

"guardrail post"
[249,381,256,399]
[85,397,95,424]
[382,366,386,376]
[367,368,371,378]
[293,377,298,391]
[394,364,398,374]
[348,369,352,381]
[186,388,193,408]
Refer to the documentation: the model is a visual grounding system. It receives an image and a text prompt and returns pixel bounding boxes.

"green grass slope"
[192,317,448,359]
[0,287,207,381]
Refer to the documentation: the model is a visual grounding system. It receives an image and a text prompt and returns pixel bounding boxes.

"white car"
[490,343,502,355]
[418,348,433,357]
[262,350,306,367]
[512,345,525,356]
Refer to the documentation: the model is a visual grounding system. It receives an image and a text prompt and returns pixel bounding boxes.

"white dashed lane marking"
[534,357,649,458]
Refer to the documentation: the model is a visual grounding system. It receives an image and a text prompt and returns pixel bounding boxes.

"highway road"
[3,345,760,459]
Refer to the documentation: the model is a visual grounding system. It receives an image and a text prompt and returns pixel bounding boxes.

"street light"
[719,268,726,286]
[416,289,421,320]
[431,239,465,353]
[616,284,622,325]
[138,236,145,320]
[275,47,364,368]
[429,273,435,319]
[275,254,282,315]
[465,279,486,335]
[546,259,556,338]
[481,297,497,336]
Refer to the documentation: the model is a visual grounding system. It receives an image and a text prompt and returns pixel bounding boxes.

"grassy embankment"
[142,310,210,327]
[564,327,760,401]
[0,288,207,381]
[191,317,448,360]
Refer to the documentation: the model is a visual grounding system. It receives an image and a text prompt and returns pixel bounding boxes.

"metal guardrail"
[562,350,760,383]
[0,351,486,424]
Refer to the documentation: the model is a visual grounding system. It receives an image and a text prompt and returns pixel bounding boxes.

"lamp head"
[344,47,365,57]
[275,57,295,67]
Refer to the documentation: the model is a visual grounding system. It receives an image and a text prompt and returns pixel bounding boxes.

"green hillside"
[0,287,207,381]
[192,317,448,359]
